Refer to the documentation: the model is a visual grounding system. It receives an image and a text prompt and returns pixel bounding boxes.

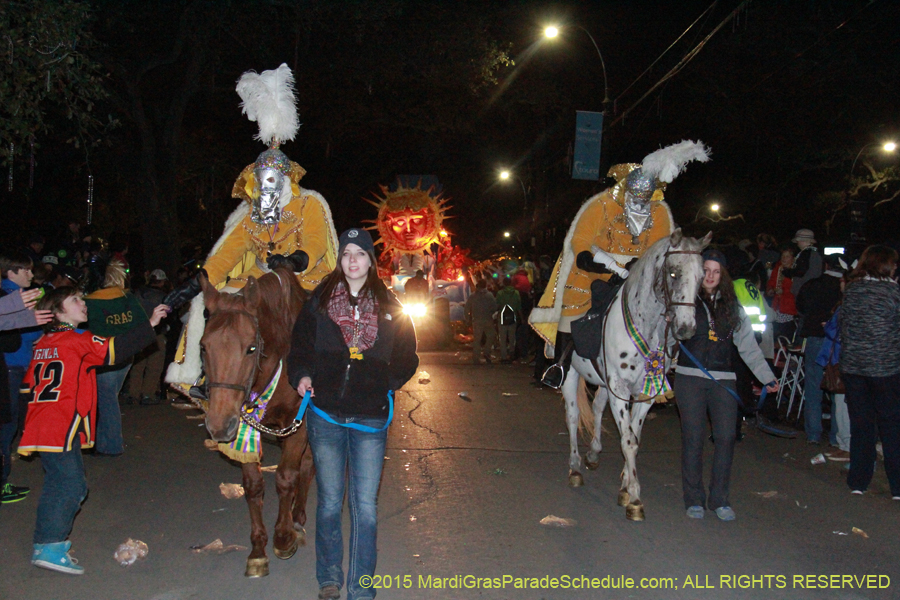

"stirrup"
[541,364,565,390]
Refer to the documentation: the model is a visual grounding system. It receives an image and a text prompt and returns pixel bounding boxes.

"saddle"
[571,278,622,360]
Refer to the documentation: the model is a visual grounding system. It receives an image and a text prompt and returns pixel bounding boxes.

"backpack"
[499,304,516,325]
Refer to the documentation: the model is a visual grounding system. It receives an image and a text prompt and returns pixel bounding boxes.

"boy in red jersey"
[18,287,167,574]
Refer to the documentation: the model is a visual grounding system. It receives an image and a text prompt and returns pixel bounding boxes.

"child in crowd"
[17,287,167,575]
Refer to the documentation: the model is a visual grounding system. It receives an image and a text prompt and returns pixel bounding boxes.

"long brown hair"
[847,245,898,284]
[37,287,82,332]
[317,249,390,314]
[700,266,742,332]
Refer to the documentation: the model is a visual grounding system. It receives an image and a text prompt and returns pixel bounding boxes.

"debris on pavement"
[852,527,869,539]
[260,465,278,472]
[219,483,245,499]
[753,491,779,499]
[540,515,576,527]
[501,392,518,397]
[203,439,218,451]
[409,515,417,522]
[458,392,471,402]
[114,539,149,566]
[492,468,507,476]
[186,414,205,420]
[171,403,199,410]
[833,531,849,536]
[417,371,431,384]
[795,500,807,509]
[190,539,248,554]
[810,453,826,465]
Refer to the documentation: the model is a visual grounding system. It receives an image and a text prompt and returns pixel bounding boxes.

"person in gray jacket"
[464,279,497,365]
[840,245,900,498]
[782,228,823,297]
[674,249,779,522]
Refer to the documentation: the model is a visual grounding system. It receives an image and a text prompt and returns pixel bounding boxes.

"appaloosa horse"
[199,269,314,577]
[563,229,711,520]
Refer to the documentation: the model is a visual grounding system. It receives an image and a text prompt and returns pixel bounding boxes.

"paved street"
[1,350,898,600]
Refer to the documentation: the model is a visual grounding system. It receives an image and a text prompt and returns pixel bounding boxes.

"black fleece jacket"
[286,285,418,418]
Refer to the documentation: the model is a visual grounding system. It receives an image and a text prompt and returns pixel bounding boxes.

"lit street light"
[503,231,511,238]
[850,141,897,177]
[543,23,610,112]
[498,168,528,215]
[710,203,720,212]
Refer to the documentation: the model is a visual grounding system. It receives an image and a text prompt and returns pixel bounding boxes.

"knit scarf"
[327,283,379,352]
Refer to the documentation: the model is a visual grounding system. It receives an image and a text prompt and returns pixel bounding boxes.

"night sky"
[2,0,898,271]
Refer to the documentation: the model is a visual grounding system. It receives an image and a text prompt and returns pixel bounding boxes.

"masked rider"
[164,64,337,391]
[529,141,709,388]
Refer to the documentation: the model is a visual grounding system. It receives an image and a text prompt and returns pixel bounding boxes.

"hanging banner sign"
[572,111,603,180]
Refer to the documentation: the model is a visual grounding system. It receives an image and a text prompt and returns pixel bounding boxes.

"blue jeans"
[803,336,825,442]
[94,361,131,455]
[844,373,900,496]
[34,439,88,543]
[307,408,387,600]
[1,367,26,483]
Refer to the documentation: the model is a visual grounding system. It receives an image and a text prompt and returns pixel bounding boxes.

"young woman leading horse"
[288,228,418,600]
[199,268,315,578]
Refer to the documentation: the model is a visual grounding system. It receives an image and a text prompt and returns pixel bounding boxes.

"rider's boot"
[541,332,574,389]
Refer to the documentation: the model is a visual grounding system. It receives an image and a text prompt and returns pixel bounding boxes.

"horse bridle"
[205,308,265,400]
[595,246,702,402]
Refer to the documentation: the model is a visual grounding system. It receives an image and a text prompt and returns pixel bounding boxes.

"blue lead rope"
[294,390,394,433]
[677,342,796,438]
[677,342,771,412]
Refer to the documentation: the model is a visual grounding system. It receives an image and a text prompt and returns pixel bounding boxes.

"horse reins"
[595,247,701,404]
[204,308,304,438]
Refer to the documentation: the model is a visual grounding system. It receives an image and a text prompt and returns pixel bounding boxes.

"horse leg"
[608,392,633,509]
[562,370,584,487]
[242,462,269,577]
[621,401,653,521]
[585,385,608,470]
[273,433,304,560]
[291,425,315,530]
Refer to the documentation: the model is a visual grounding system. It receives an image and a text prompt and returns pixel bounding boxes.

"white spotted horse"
[563,229,711,520]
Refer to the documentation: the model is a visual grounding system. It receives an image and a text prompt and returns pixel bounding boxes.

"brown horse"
[199,269,314,577]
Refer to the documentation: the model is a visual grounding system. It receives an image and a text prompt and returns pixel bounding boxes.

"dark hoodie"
[287,285,418,418]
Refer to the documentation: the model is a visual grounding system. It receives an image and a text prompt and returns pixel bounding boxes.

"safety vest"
[733,279,766,333]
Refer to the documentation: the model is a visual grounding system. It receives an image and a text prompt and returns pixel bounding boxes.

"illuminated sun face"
[388,208,431,251]
[369,183,450,254]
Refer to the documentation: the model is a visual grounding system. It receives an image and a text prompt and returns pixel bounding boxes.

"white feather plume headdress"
[236,63,299,148]
[641,140,710,184]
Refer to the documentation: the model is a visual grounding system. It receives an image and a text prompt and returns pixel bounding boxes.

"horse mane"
[215,268,307,358]
[623,235,671,301]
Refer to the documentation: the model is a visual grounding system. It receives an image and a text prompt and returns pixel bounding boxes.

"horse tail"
[576,376,594,441]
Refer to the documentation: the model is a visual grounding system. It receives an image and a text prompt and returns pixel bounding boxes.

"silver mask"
[253,166,285,225]
[623,168,657,240]
[251,148,292,225]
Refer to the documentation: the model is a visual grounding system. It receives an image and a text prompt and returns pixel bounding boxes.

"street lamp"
[710,203,720,213]
[850,141,897,177]
[498,169,528,215]
[543,24,610,112]
[503,231,511,238]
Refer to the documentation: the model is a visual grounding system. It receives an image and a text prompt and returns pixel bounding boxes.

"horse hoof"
[617,489,630,507]
[245,557,269,578]
[626,501,645,522]
[585,458,600,471]
[568,472,584,487]
[273,526,306,560]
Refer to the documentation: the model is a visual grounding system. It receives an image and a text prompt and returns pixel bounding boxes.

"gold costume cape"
[528,188,674,353]
[165,161,338,389]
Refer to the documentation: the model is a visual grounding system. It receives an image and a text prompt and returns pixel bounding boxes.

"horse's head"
[200,274,265,442]
[659,228,713,340]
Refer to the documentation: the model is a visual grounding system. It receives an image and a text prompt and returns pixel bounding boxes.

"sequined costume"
[529,164,675,351]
